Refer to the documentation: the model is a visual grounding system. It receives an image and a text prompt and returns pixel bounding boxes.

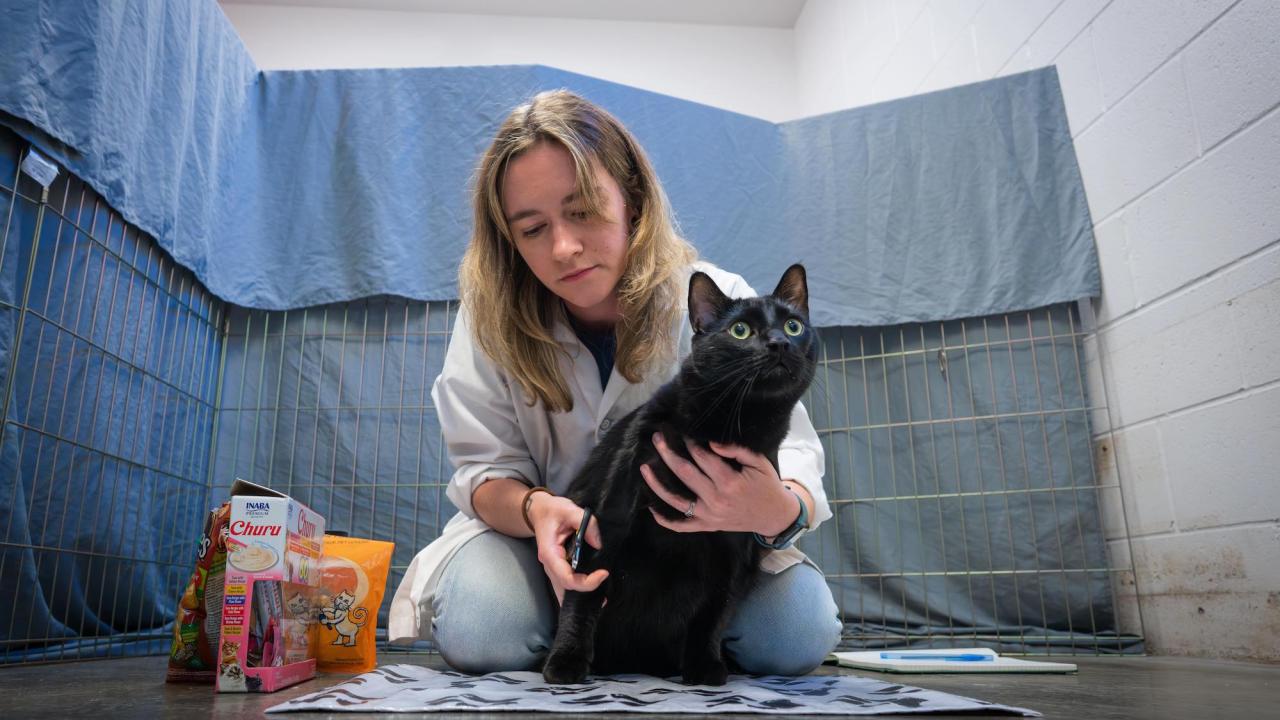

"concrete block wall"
[795,0,1280,661]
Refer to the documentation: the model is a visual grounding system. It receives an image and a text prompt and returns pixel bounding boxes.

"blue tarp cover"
[0,0,1099,326]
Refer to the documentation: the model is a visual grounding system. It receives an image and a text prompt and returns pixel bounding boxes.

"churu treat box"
[216,479,326,693]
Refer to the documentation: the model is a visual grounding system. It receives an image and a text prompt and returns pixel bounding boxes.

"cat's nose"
[765,329,789,352]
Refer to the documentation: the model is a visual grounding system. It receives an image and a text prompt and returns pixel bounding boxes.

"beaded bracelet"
[521,486,552,532]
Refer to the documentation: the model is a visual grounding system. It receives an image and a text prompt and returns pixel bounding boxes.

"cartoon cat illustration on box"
[318,589,367,647]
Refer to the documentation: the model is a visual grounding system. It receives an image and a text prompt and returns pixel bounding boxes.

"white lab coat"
[387,262,832,643]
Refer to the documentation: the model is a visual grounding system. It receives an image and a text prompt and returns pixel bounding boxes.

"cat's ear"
[689,271,731,333]
[772,263,809,318]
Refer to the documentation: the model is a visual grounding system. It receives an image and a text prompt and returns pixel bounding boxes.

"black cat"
[542,263,818,686]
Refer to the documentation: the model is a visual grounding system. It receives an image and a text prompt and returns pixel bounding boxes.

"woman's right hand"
[527,493,608,605]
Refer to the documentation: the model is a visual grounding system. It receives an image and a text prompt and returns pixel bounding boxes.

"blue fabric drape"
[0,0,1099,327]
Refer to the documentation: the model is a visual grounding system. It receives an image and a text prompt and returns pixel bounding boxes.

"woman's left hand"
[641,433,794,536]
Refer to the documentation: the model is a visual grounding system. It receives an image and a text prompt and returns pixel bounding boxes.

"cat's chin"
[763,362,796,380]
[757,362,812,396]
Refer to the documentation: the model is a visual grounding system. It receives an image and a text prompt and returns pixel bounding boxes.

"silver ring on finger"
[684,499,697,519]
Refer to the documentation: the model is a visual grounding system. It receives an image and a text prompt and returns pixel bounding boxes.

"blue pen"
[879,652,993,661]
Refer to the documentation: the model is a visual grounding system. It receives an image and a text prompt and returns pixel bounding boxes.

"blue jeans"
[432,531,841,675]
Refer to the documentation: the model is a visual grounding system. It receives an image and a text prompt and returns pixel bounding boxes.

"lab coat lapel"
[599,313,689,425]
[552,309,604,414]
[554,305,688,427]
[597,366,628,426]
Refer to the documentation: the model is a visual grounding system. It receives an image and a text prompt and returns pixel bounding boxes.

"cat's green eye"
[784,319,805,336]
[729,322,752,340]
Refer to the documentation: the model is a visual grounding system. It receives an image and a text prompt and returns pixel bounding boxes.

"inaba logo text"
[246,502,271,510]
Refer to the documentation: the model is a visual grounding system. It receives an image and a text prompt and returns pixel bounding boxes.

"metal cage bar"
[803,308,1141,654]
[0,131,225,664]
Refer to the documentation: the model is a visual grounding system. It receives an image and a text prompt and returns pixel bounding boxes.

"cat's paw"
[543,651,591,685]
[682,657,728,686]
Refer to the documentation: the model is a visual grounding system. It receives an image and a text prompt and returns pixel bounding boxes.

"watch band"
[753,488,808,550]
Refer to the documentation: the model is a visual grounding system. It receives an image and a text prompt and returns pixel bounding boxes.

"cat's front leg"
[680,593,732,686]
[543,588,607,684]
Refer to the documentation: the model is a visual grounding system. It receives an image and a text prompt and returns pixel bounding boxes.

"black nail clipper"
[570,507,592,571]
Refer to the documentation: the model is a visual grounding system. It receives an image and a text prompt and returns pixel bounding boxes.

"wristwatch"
[753,488,808,550]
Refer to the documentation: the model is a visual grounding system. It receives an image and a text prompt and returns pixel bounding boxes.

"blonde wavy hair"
[459,90,697,412]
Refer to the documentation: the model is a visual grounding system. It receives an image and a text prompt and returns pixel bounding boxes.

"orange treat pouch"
[315,535,394,673]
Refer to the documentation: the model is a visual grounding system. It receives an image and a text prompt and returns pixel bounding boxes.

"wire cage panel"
[210,299,459,634]
[802,308,1140,654]
[0,129,225,664]
[215,297,1141,655]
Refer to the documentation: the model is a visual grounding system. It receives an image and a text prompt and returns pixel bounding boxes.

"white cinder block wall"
[794,0,1280,662]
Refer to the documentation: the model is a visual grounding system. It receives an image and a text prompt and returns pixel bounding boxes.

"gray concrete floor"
[0,654,1275,719]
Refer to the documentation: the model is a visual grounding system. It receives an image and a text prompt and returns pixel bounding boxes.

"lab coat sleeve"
[711,265,832,532]
[777,401,833,530]
[432,307,540,520]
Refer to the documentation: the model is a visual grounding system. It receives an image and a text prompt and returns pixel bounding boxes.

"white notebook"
[829,647,1077,674]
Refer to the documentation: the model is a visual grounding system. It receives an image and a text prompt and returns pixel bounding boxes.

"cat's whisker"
[686,356,769,422]
[732,368,762,438]
[690,357,774,434]
[686,356,766,393]
[683,358,763,413]
[728,365,758,435]
[689,376,751,431]
[803,367,830,399]
[690,378,756,432]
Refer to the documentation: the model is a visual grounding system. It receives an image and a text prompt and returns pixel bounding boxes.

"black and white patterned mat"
[267,665,1039,715]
